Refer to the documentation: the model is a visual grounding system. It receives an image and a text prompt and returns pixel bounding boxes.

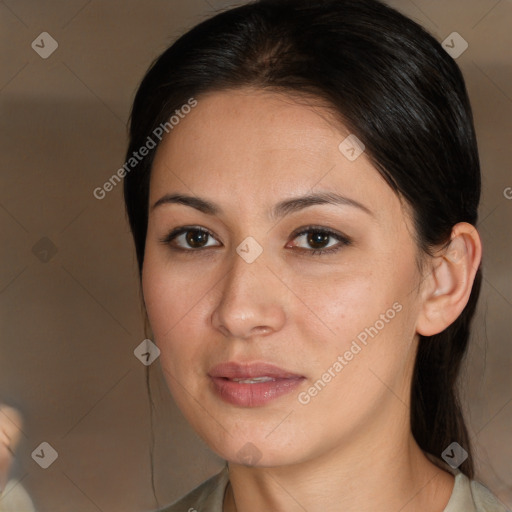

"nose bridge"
[211,244,286,338]
[220,224,269,297]
[220,246,269,309]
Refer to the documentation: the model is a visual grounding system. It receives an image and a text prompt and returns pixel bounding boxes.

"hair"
[124,0,481,480]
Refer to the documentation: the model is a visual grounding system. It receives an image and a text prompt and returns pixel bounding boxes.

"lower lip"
[210,376,305,407]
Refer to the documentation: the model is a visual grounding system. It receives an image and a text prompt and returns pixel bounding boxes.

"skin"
[142,88,482,512]
[0,406,22,492]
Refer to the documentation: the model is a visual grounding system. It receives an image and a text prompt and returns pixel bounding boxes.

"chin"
[200,427,307,468]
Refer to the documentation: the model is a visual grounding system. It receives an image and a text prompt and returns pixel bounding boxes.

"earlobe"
[416,223,482,337]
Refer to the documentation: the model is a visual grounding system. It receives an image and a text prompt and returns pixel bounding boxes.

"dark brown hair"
[124,0,481,479]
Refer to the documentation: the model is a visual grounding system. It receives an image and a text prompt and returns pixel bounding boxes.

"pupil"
[308,232,328,249]
[187,230,208,248]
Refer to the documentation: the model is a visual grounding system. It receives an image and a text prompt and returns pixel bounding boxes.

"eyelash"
[289,226,352,255]
[158,225,352,256]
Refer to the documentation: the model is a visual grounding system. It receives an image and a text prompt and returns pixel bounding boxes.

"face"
[142,89,426,468]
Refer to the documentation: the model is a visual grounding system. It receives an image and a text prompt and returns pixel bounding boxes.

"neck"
[223,419,454,512]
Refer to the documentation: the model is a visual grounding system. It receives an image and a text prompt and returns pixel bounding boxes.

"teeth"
[231,376,276,383]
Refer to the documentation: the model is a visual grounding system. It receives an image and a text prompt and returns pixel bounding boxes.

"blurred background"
[0,0,511,510]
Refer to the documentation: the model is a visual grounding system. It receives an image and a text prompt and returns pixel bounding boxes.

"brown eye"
[185,229,210,248]
[159,226,221,251]
[289,226,352,256]
[306,231,331,249]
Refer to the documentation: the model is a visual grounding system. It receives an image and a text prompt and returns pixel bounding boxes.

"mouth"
[208,361,305,407]
[229,376,277,384]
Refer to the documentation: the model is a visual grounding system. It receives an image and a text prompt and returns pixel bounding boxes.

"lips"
[209,361,302,380]
[208,362,305,407]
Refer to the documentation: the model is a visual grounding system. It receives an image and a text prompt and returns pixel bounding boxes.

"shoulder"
[469,479,510,512]
[155,465,230,512]
[445,471,510,512]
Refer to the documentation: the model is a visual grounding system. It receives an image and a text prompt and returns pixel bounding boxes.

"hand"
[0,405,23,494]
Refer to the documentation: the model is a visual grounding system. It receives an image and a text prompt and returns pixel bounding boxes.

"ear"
[416,222,482,337]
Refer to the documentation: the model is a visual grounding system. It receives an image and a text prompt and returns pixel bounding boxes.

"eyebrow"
[150,191,373,220]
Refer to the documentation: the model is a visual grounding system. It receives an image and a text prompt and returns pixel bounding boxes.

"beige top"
[158,465,510,512]
[0,480,36,512]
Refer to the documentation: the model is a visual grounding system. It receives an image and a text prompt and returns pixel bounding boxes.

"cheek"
[296,266,386,338]
[292,272,418,422]
[296,248,419,366]
[141,252,217,370]
[143,249,203,331]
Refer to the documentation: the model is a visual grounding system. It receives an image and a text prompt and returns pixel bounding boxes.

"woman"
[123,0,508,510]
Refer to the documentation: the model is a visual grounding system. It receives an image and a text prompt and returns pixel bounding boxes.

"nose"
[211,250,287,340]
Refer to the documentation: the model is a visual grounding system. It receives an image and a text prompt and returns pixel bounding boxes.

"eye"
[159,226,220,251]
[288,226,351,256]
[159,225,351,256]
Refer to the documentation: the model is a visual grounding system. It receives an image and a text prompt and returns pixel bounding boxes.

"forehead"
[149,89,402,225]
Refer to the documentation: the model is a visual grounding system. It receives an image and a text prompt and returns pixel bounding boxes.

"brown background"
[0,0,511,511]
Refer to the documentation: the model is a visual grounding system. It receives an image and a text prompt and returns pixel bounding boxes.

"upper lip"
[208,361,303,379]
